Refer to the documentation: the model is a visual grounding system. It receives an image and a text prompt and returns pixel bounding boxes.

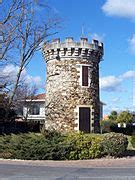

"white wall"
[23,101,45,122]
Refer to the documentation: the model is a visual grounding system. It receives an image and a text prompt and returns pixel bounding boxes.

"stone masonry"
[42,37,103,133]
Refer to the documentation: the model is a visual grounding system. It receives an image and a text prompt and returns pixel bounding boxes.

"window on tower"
[82,66,88,86]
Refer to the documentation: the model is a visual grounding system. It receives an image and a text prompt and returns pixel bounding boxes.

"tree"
[13,83,38,113]
[0,0,60,116]
[116,111,133,124]
[0,0,20,61]
[0,82,38,122]
[0,93,17,122]
[108,111,118,121]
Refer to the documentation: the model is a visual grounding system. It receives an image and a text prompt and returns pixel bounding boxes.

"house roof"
[32,93,45,100]
[26,93,45,102]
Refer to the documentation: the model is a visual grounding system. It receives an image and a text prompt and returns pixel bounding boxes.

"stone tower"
[43,37,103,133]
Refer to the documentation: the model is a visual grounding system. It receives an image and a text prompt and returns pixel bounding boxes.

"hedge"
[0,132,128,160]
[101,132,128,157]
[130,135,135,148]
[65,132,103,159]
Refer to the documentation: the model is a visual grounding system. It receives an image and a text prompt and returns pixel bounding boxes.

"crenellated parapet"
[43,37,103,62]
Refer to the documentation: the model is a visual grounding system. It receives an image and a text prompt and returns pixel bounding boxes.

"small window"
[82,66,88,86]
[29,105,40,115]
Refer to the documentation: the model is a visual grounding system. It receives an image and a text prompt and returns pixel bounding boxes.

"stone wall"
[43,37,103,133]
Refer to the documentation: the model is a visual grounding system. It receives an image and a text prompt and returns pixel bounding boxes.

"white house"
[22,92,104,126]
[23,93,45,124]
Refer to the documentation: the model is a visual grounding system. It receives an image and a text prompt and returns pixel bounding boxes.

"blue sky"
[29,0,135,115]
[3,0,135,115]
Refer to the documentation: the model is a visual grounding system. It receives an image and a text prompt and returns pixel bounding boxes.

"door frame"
[74,105,93,132]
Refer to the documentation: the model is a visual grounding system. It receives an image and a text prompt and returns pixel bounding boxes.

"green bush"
[0,135,13,158]
[101,132,128,157]
[130,135,135,148]
[0,132,129,160]
[65,132,103,160]
[43,129,62,140]
[0,133,71,160]
[10,133,48,160]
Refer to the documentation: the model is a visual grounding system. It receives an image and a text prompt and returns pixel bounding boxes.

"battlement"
[43,37,103,62]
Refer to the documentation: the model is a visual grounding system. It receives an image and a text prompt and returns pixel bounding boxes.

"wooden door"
[79,107,90,133]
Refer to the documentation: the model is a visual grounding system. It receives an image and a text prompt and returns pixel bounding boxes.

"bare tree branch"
[0,0,60,120]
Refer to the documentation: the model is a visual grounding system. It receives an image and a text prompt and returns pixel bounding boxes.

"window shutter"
[82,66,88,86]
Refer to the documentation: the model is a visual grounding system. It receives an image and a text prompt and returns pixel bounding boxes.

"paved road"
[0,163,135,179]
[0,158,135,180]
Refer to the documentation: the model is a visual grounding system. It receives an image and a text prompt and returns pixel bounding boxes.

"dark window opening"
[29,105,40,115]
[82,66,88,86]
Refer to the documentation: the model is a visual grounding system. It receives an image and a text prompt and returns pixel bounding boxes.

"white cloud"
[100,75,122,91]
[100,70,135,92]
[111,97,121,103]
[2,64,18,78]
[102,0,135,20]
[32,76,42,84]
[122,70,135,79]
[25,75,42,85]
[129,34,135,54]
[0,64,42,86]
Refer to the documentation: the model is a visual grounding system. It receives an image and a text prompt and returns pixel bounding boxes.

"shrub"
[9,133,48,160]
[9,133,69,160]
[0,133,71,160]
[0,132,129,160]
[0,135,13,158]
[43,129,62,140]
[101,132,128,157]
[130,135,135,148]
[65,132,103,160]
